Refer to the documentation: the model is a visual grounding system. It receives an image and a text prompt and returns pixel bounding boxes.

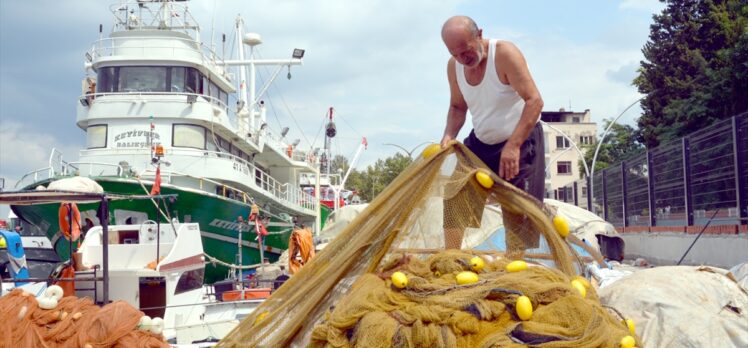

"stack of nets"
[218,142,638,347]
[0,289,168,347]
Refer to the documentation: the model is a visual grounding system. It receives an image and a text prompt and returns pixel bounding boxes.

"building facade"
[541,109,597,204]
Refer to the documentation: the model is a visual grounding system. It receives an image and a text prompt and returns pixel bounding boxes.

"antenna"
[210,0,217,56]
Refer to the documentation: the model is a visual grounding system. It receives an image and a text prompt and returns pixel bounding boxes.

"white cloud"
[0,122,82,189]
[1,0,657,173]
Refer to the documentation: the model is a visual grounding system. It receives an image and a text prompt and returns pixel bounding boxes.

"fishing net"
[218,142,637,347]
[0,289,168,348]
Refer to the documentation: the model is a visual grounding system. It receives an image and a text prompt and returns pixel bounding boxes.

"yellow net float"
[553,215,570,237]
[505,260,528,273]
[572,275,591,289]
[469,256,485,272]
[391,271,408,289]
[515,295,533,321]
[455,271,479,285]
[254,311,269,326]
[571,279,587,298]
[475,170,494,189]
[620,335,636,348]
[624,318,636,335]
[421,144,441,159]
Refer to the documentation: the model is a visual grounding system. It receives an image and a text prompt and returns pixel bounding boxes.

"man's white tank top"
[456,39,526,145]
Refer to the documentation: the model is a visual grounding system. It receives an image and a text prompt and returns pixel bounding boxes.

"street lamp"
[588,97,644,214]
[539,121,590,179]
[383,141,432,158]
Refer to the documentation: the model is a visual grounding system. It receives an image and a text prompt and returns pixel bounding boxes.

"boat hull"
[12,177,308,283]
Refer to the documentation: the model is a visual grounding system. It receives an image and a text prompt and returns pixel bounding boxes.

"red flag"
[150,167,161,195]
[255,218,269,237]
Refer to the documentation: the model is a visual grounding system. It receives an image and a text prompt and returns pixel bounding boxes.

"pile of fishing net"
[218,142,639,347]
[0,288,168,348]
[310,250,629,347]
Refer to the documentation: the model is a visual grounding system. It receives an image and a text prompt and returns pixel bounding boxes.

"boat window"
[175,269,204,295]
[97,67,118,93]
[209,82,219,101]
[230,143,242,158]
[219,89,228,106]
[185,67,201,94]
[170,67,185,92]
[216,137,230,153]
[118,67,167,92]
[206,135,218,152]
[173,124,206,149]
[86,124,108,149]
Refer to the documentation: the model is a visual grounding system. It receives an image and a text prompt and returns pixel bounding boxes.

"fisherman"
[273,265,290,290]
[440,16,545,252]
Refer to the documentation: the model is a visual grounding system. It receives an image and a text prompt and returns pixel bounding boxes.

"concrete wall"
[621,232,748,269]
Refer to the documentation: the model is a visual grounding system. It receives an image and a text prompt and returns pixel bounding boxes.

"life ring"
[58,203,81,241]
[287,145,293,158]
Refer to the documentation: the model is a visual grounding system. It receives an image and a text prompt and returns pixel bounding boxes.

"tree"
[352,153,413,202]
[329,155,350,175]
[634,0,748,147]
[578,118,645,177]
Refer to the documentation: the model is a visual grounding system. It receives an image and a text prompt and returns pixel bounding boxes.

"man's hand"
[440,134,454,149]
[499,143,520,180]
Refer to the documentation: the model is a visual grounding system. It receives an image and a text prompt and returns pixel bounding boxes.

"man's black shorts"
[464,122,545,201]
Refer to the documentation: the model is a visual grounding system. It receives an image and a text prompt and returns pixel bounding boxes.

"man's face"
[445,32,484,68]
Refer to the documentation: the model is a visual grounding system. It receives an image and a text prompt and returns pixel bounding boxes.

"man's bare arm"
[496,42,543,179]
[498,42,543,148]
[442,58,469,147]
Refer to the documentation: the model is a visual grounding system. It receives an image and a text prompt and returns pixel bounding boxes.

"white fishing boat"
[1,189,266,345]
[10,0,332,284]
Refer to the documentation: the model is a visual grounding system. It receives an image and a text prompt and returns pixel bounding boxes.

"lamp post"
[539,121,590,179]
[588,97,644,214]
[540,120,590,207]
[383,141,432,158]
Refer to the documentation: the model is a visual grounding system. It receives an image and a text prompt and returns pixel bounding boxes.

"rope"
[203,252,267,270]
[134,175,177,225]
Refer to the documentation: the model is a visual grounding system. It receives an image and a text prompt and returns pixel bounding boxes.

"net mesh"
[217,142,635,347]
[0,289,168,347]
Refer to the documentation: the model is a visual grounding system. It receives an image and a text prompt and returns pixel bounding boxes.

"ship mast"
[322,107,336,176]
[223,21,304,149]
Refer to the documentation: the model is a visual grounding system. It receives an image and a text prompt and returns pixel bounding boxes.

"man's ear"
[477,28,483,39]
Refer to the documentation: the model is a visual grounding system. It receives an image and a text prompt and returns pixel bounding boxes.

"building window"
[580,135,594,145]
[572,117,580,123]
[86,125,108,149]
[173,124,206,149]
[556,136,570,149]
[581,186,587,197]
[542,114,562,122]
[557,161,572,175]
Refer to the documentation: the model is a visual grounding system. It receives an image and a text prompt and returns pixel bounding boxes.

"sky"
[0,0,665,217]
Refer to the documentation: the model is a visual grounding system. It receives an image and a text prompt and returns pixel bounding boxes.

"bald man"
[440,16,545,250]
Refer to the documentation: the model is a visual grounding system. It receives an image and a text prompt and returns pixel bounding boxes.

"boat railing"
[262,132,318,167]
[108,1,201,37]
[150,148,318,212]
[14,167,55,189]
[90,36,225,76]
[63,162,125,178]
[14,148,82,189]
[82,92,235,128]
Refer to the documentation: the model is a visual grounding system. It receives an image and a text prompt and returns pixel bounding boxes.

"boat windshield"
[96,66,228,105]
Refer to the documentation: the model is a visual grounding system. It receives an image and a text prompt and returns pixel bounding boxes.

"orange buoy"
[58,203,81,241]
